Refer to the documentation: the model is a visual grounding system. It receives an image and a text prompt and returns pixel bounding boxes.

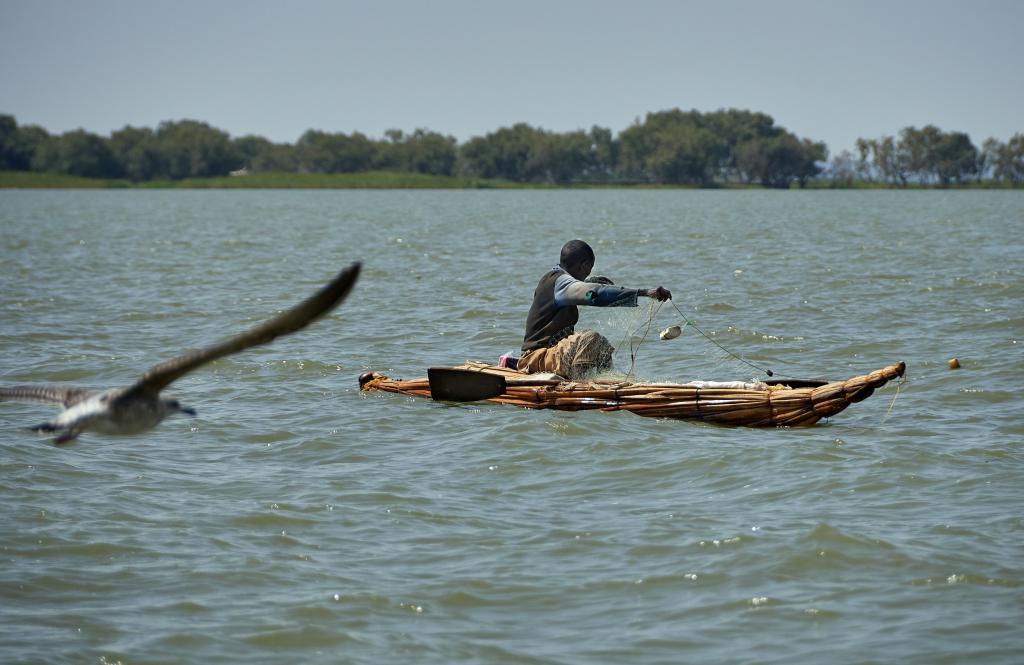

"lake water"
[0,189,1021,664]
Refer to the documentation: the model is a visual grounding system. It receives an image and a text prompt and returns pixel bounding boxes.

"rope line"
[666,300,774,377]
[881,375,905,423]
[625,299,663,380]
[611,296,775,380]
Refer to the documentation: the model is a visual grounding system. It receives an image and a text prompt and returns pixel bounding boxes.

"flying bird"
[0,263,360,445]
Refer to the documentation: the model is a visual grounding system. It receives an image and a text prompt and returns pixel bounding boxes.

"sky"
[1,0,1021,155]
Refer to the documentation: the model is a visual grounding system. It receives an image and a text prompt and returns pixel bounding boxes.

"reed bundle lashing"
[360,361,905,428]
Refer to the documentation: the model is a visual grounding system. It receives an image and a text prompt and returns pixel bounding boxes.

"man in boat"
[519,239,672,379]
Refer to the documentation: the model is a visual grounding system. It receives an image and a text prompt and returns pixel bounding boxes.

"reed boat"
[359,361,906,427]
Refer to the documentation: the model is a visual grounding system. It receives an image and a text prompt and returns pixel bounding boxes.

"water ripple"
[1,190,1022,664]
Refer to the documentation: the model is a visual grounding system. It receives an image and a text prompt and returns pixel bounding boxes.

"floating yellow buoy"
[948,358,960,369]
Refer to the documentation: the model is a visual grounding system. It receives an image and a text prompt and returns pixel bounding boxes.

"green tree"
[0,114,29,170]
[404,129,458,176]
[154,120,239,179]
[617,108,811,185]
[459,124,619,184]
[829,149,857,188]
[376,128,457,175]
[984,135,1024,184]
[645,124,723,185]
[864,136,907,186]
[32,129,119,178]
[0,115,51,171]
[17,125,50,172]
[250,143,300,172]
[735,134,823,188]
[896,125,978,186]
[588,125,618,181]
[374,129,406,171]
[232,135,275,170]
[1003,134,1024,184]
[704,109,779,181]
[526,129,594,184]
[898,126,939,183]
[458,123,542,181]
[797,138,828,187]
[932,131,977,186]
[296,130,377,173]
[110,126,161,181]
[618,109,714,183]
[855,138,874,181]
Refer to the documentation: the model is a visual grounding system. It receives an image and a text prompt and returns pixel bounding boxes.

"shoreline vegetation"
[2,170,1020,190]
[2,109,1022,189]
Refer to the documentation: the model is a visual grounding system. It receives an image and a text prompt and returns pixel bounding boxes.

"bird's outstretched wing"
[0,385,95,408]
[128,262,361,395]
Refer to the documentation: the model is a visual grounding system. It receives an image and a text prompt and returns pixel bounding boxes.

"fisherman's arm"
[553,274,671,307]
[553,273,636,307]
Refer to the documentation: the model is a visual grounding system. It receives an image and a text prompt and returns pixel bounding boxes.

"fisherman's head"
[560,239,595,280]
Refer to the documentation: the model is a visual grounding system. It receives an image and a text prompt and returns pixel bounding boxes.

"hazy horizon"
[1,0,1021,154]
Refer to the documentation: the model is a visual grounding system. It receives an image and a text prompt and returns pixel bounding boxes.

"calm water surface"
[1,190,1022,664]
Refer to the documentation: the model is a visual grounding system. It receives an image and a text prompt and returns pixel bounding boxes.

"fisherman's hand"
[644,287,672,301]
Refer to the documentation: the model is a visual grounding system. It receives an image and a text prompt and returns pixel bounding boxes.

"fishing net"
[558,330,615,380]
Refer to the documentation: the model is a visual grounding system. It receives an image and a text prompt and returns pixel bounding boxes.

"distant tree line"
[1,112,1021,187]
[459,110,827,187]
[826,126,1024,187]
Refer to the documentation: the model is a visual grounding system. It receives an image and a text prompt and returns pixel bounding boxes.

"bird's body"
[17,387,190,443]
[1,263,360,445]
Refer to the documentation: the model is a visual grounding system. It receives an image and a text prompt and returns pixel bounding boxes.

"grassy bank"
[0,171,133,188]
[2,170,1020,190]
[802,178,1023,190]
[140,171,529,189]
[0,171,525,189]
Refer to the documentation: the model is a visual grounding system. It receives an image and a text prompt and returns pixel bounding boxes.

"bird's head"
[162,396,197,417]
